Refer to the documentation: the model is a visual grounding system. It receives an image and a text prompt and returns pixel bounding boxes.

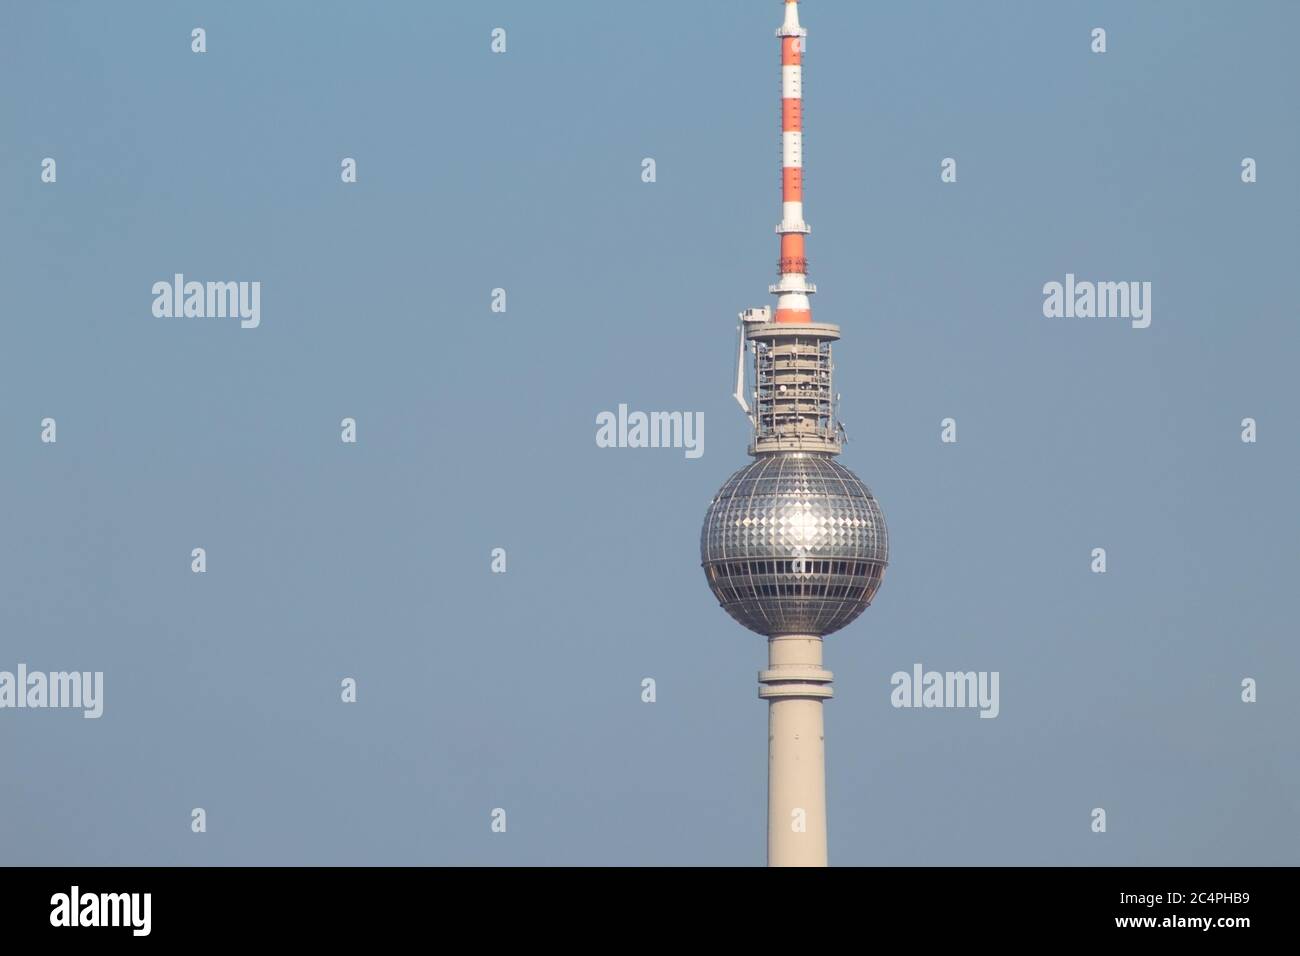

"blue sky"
[0,0,1296,865]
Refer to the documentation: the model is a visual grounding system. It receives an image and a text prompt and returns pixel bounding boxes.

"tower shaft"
[764,0,831,868]
[760,635,832,866]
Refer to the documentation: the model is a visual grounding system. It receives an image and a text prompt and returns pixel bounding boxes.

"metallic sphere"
[700,453,888,637]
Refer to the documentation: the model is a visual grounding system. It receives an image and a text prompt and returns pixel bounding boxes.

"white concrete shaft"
[759,635,832,867]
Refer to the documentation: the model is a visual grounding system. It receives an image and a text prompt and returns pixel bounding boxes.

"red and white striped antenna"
[773,0,814,325]
[731,1,842,456]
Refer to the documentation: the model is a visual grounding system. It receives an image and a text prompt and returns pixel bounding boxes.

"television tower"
[701,0,889,867]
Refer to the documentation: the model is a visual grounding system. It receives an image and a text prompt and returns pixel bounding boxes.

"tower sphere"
[701,453,888,637]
